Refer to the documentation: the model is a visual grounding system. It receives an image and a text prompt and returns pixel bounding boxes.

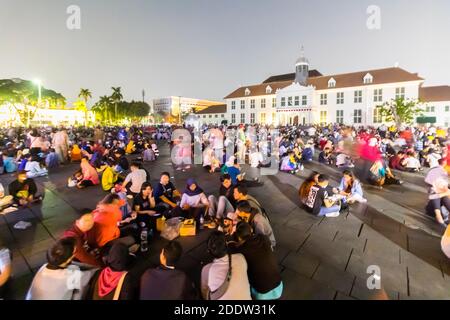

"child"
[45,148,59,169]
[25,156,48,178]
[143,144,156,162]
[111,184,132,220]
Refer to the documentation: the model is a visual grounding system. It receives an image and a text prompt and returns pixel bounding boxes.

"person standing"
[52,127,69,164]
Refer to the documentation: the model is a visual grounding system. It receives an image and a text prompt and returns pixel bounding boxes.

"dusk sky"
[1,0,449,106]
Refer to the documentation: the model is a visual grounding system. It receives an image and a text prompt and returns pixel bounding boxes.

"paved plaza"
[1,143,450,300]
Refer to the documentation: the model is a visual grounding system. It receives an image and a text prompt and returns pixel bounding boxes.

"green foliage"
[378,98,423,128]
[0,78,66,125]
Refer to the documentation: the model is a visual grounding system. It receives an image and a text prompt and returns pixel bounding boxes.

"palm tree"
[98,95,112,124]
[78,88,92,126]
[110,87,123,123]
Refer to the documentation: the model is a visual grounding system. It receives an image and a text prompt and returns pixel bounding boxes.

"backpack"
[246,197,271,223]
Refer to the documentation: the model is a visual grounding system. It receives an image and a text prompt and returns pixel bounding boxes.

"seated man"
[26,238,96,300]
[24,155,48,178]
[208,174,236,222]
[201,232,251,300]
[62,212,103,267]
[153,172,182,213]
[122,162,147,197]
[8,171,41,207]
[139,241,196,300]
[235,201,276,248]
[305,174,341,218]
[231,222,283,300]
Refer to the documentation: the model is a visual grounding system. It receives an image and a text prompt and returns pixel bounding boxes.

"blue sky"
[1,0,449,105]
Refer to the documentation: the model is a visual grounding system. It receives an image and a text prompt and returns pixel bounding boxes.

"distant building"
[152,96,223,116]
[194,104,227,125]
[224,48,450,127]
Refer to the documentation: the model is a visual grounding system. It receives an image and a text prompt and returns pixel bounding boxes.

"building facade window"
[260,113,266,123]
[250,99,255,109]
[261,98,266,109]
[336,110,344,123]
[302,95,307,106]
[240,100,245,109]
[272,97,276,108]
[221,114,224,118]
[294,96,299,106]
[373,107,382,123]
[320,111,327,123]
[354,109,362,123]
[215,114,218,118]
[231,114,236,124]
[395,87,405,99]
[446,106,450,112]
[240,113,245,123]
[288,96,293,106]
[354,90,362,103]
[426,106,435,112]
[231,101,236,110]
[250,113,255,124]
[337,92,344,105]
[320,94,327,105]
[281,97,286,107]
[374,89,383,102]
[209,115,212,118]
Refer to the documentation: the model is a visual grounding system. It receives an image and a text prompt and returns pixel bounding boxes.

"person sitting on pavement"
[140,241,197,300]
[207,174,237,224]
[113,148,129,173]
[235,201,276,248]
[299,171,320,206]
[0,182,14,213]
[301,141,314,163]
[231,222,283,300]
[425,177,450,227]
[441,224,450,258]
[86,242,137,300]
[318,147,334,165]
[389,151,407,171]
[8,171,41,207]
[62,212,103,267]
[70,144,82,162]
[200,231,251,300]
[305,174,341,218]
[26,238,96,300]
[101,159,119,192]
[24,155,48,178]
[369,160,403,188]
[142,143,156,162]
[173,178,209,226]
[133,182,162,232]
[2,151,17,174]
[334,170,367,204]
[89,194,136,251]
[153,172,182,213]
[78,156,99,189]
[122,162,147,197]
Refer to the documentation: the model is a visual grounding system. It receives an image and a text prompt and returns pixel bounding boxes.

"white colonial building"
[418,86,450,127]
[224,49,450,127]
[194,104,227,125]
[153,96,223,116]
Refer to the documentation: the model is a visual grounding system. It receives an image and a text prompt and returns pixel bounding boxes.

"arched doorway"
[293,116,299,125]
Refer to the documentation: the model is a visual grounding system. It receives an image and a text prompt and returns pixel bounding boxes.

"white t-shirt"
[123,169,147,193]
[26,264,95,300]
[405,157,421,169]
[428,153,441,169]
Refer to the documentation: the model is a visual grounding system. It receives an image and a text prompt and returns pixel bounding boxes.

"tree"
[110,87,123,122]
[78,88,92,126]
[92,95,112,124]
[378,98,423,129]
[0,78,66,126]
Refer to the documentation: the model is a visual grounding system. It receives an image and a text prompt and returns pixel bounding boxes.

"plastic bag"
[160,217,183,241]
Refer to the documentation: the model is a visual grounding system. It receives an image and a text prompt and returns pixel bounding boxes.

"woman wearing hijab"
[86,242,137,300]
[174,178,209,225]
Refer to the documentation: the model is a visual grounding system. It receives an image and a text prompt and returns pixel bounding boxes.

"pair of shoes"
[325,211,340,218]
[204,221,217,229]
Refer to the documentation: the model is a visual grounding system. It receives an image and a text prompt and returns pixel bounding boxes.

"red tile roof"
[419,86,450,102]
[195,104,227,114]
[224,67,424,99]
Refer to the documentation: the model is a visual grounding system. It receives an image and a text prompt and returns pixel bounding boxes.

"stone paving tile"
[281,269,336,300]
[0,224,15,248]
[10,222,53,249]
[299,233,353,271]
[273,225,310,251]
[5,273,34,300]
[312,263,355,296]
[335,292,356,300]
[350,277,399,300]
[10,250,31,278]
[281,250,320,279]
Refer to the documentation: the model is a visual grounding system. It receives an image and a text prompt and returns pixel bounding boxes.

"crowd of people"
[1,121,450,300]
